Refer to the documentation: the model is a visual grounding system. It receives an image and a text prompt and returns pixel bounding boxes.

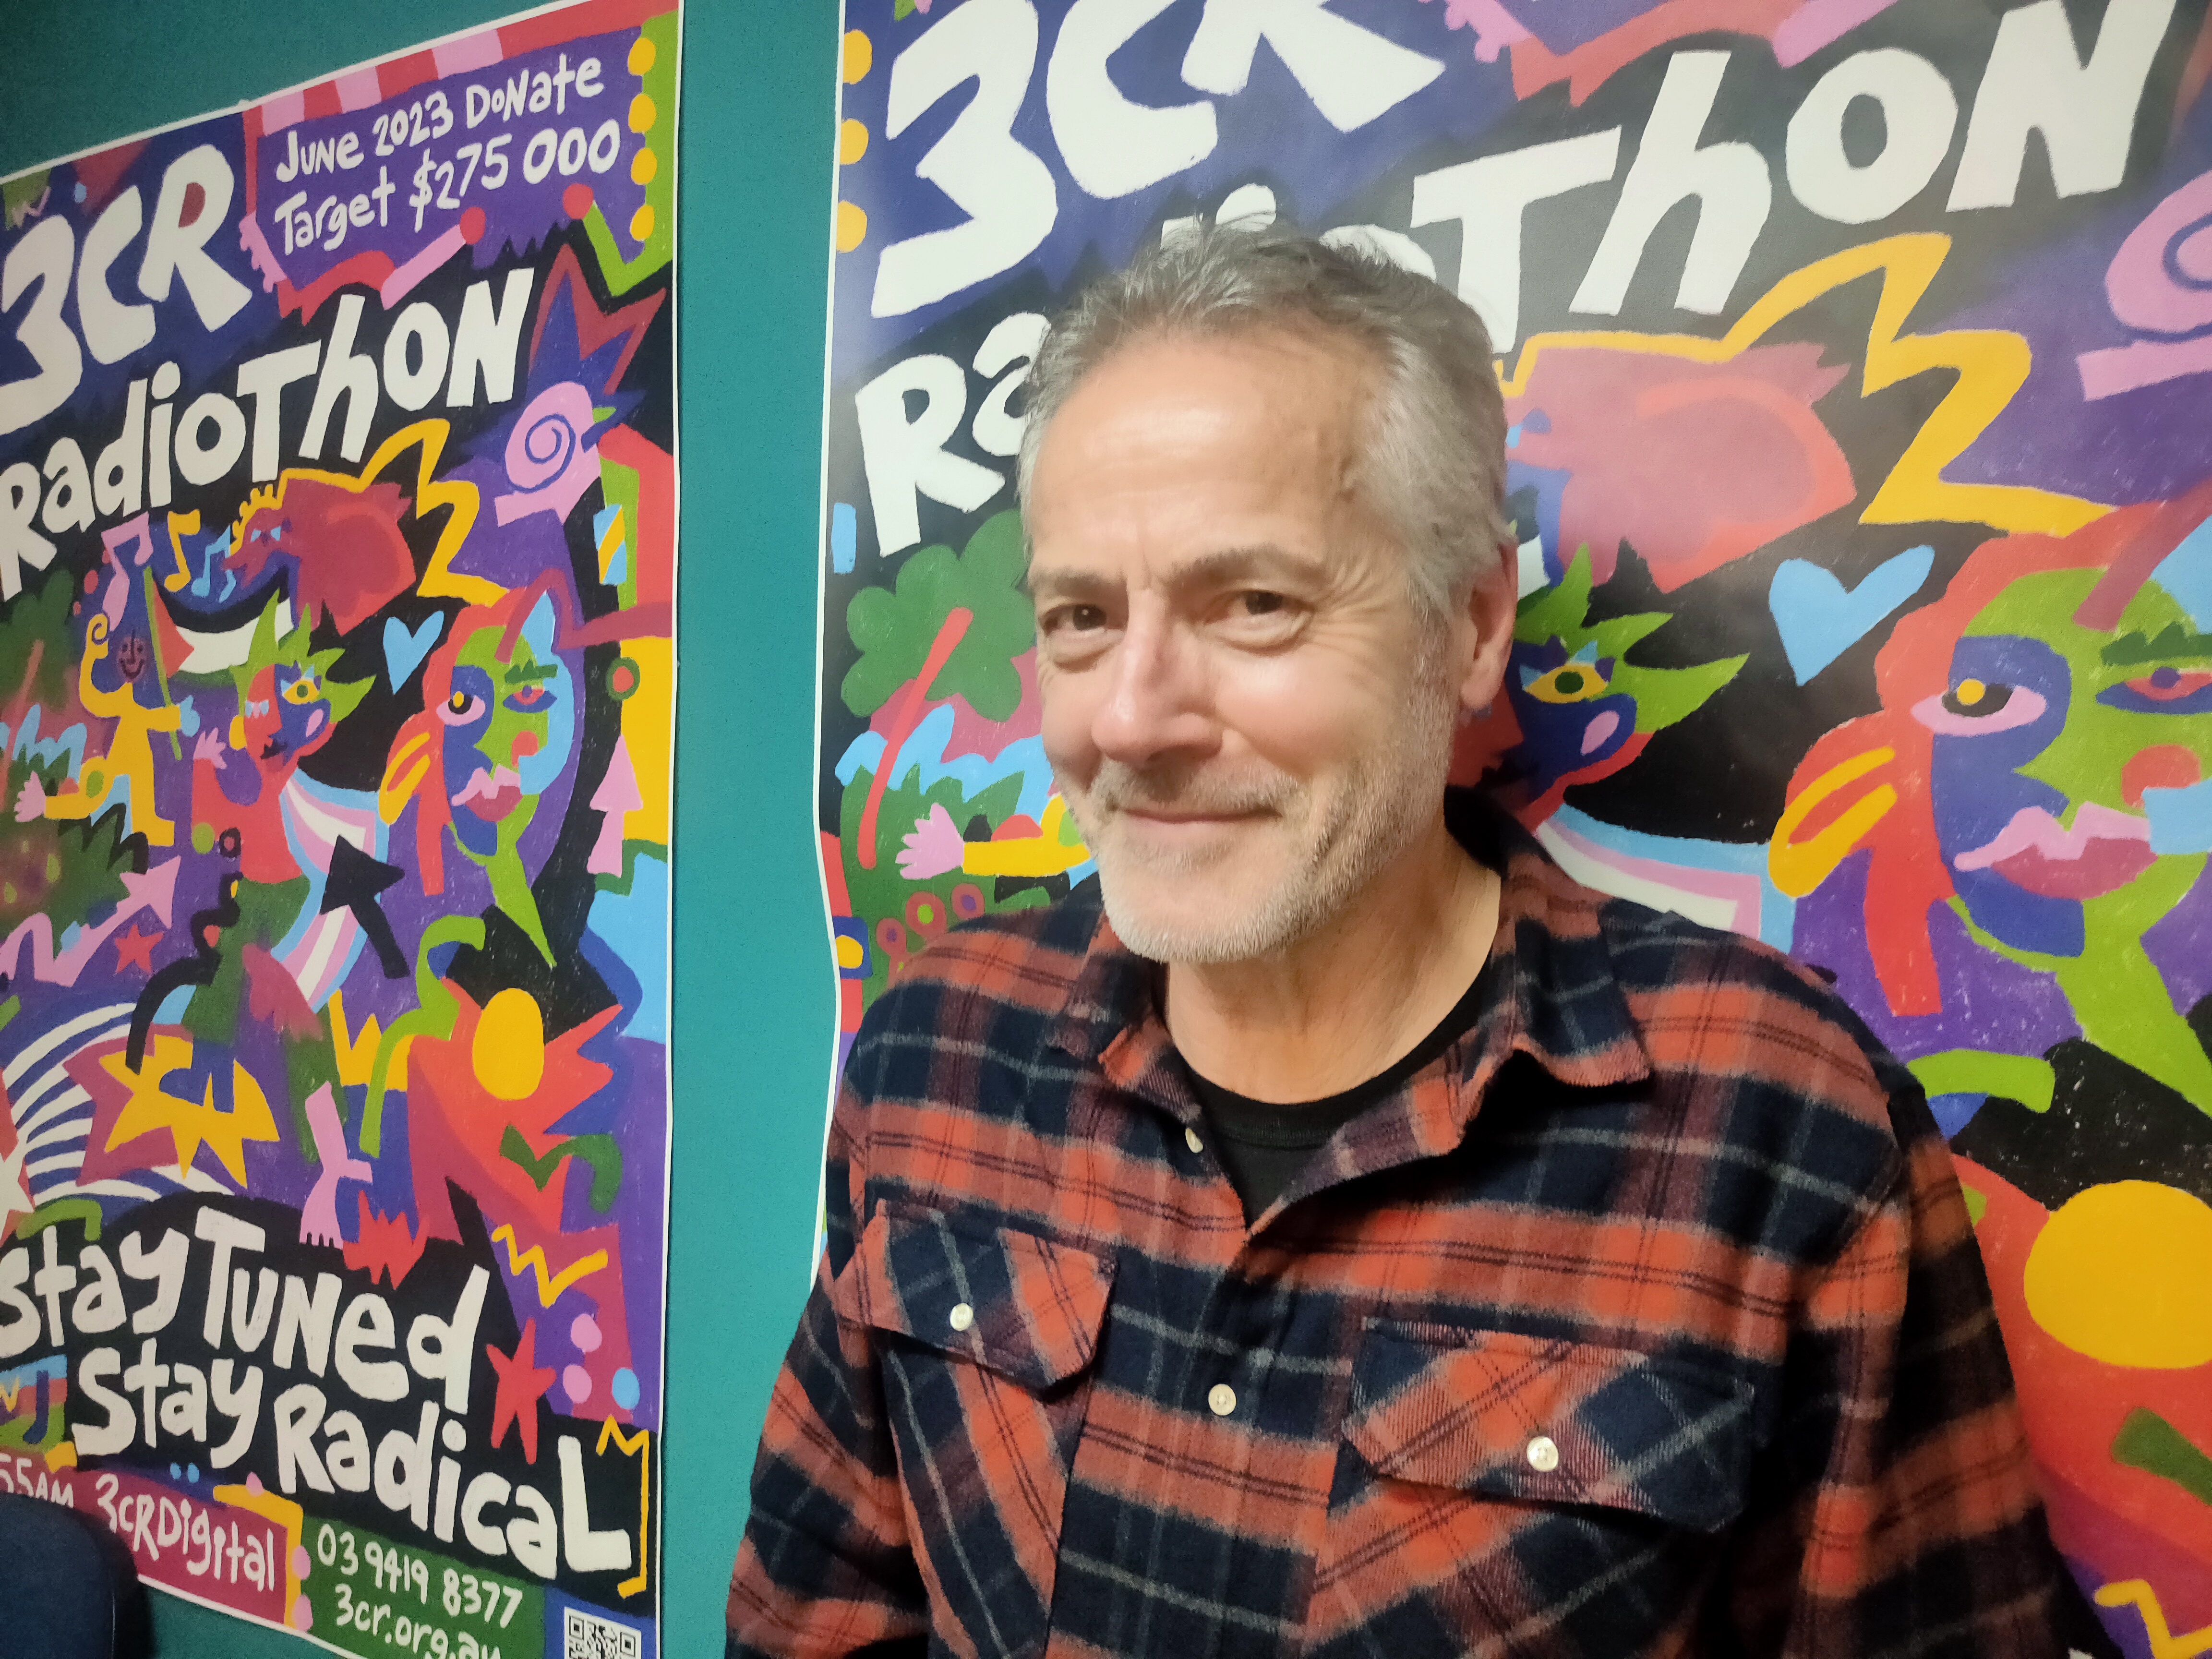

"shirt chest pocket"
[1304,1324,1754,1654]
[851,1205,1114,1657]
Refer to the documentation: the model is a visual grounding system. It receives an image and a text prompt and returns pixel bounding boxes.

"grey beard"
[1068,678,1460,965]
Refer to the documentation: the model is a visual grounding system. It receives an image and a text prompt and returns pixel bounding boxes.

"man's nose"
[1091,615,1217,768]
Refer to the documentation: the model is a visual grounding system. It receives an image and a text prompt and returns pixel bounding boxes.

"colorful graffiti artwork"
[818,0,2212,1644]
[0,2,676,1654]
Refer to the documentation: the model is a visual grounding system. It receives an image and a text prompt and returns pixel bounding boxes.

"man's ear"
[1458,537,1519,711]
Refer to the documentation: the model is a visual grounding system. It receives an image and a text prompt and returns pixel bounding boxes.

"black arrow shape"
[322,837,408,979]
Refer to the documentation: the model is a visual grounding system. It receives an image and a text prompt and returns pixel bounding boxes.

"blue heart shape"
[1769,546,1934,685]
[383,613,445,692]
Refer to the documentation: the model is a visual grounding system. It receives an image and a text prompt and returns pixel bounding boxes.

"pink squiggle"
[238,213,289,293]
[2080,333,2212,399]
[495,385,603,526]
[1771,0,1903,66]
[1953,803,2151,872]
[381,223,469,307]
[1422,0,1532,62]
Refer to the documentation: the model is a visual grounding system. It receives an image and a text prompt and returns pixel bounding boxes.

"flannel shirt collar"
[1047,791,1652,1166]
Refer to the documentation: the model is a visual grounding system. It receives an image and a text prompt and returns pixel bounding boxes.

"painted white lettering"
[1412,130,1622,351]
[273,1383,334,1494]
[118,1227,187,1335]
[1181,0,1443,132]
[334,1292,408,1401]
[272,1272,342,1375]
[72,1348,135,1454]
[557,1435,632,1572]
[300,293,380,463]
[1048,0,1218,200]
[174,391,248,488]
[235,342,320,482]
[78,187,156,365]
[1572,51,1770,317]
[874,0,1058,318]
[970,312,1047,458]
[447,269,534,407]
[0,217,84,438]
[39,438,94,535]
[194,1209,266,1346]
[137,144,252,332]
[406,1265,488,1412]
[855,353,1004,557]
[1949,0,2177,209]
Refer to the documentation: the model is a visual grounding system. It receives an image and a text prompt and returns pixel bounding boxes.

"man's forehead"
[1023,541,1331,599]
[1047,324,1375,441]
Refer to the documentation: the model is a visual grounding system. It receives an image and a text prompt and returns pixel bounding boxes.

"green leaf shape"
[2112,1407,2212,1507]
[842,511,1035,721]
[1515,546,1745,735]
[0,564,74,712]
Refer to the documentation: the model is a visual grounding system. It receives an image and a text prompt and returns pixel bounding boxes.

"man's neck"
[1161,815,1501,1104]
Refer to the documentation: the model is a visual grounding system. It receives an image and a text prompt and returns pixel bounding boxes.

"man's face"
[1026,328,1502,963]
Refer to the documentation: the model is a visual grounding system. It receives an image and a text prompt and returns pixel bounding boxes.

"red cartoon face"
[237,663,339,768]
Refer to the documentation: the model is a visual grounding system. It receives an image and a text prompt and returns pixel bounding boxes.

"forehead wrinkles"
[1030,329,1390,593]
[1048,326,1373,476]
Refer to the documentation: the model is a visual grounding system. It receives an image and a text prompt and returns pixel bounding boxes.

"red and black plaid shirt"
[729,800,2093,1658]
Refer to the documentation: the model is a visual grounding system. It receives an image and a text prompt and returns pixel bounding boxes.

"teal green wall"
[0,4,836,1655]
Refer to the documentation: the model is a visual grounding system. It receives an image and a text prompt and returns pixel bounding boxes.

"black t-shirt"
[1180,959,1495,1224]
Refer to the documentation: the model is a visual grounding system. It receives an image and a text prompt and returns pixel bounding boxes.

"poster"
[0,1,676,1654]
[816,0,2212,1643]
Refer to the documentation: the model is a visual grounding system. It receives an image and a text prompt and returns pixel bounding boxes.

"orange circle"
[839,119,869,166]
[631,147,657,185]
[628,93,656,133]
[835,200,867,253]
[629,204,656,243]
[842,30,873,84]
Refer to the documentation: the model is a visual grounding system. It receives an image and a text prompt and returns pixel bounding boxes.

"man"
[729,227,2107,1658]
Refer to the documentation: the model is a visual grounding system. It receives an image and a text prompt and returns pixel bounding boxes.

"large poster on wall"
[0,1,676,1654]
[816,0,2212,1641]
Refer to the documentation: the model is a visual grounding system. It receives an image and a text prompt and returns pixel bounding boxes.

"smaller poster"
[0,1,680,1654]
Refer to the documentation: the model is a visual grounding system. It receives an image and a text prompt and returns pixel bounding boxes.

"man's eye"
[1237,591,1286,617]
[1048,604,1107,633]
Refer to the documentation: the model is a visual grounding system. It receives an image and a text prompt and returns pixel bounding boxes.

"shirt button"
[1185,1127,1204,1154]
[1207,1382,1238,1418]
[948,1303,974,1333]
[1526,1435,1559,1473]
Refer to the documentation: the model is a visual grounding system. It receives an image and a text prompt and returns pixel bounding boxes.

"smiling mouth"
[1953,803,2156,900]
[452,765,526,822]
[1123,808,1259,825]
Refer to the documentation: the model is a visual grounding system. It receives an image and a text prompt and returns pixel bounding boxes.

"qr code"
[563,1607,643,1659]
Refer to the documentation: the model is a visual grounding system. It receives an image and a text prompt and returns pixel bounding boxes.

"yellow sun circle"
[2024,1181,2212,1369]
[473,989,548,1103]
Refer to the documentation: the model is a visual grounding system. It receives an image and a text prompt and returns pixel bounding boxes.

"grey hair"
[1014,220,1511,617]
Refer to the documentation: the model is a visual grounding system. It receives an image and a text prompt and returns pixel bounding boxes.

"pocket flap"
[854,1206,1114,1391]
[1344,1325,1752,1532]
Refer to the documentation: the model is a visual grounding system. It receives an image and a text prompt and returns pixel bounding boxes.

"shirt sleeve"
[1728,1076,2115,1659]
[726,1077,930,1659]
